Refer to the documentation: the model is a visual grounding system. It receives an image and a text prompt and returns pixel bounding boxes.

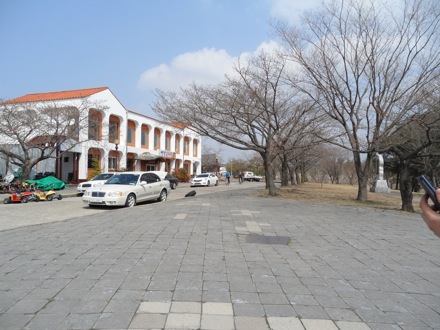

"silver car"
[82,171,170,207]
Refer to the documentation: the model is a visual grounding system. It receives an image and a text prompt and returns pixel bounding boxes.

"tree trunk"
[399,161,415,212]
[21,159,34,181]
[281,154,289,187]
[261,152,277,196]
[354,152,372,202]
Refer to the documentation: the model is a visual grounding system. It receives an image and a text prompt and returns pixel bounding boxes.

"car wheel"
[21,196,29,203]
[158,189,167,202]
[171,182,176,189]
[3,197,10,204]
[207,181,210,187]
[125,194,136,207]
[215,180,218,186]
[57,195,63,200]
[47,194,54,201]
[34,196,40,202]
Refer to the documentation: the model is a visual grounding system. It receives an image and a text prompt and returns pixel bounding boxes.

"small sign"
[159,150,174,158]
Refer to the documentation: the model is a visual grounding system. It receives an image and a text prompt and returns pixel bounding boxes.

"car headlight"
[84,190,90,196]
[107,191,123,197]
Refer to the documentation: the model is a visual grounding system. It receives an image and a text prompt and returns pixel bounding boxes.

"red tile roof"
[5,87,109,104]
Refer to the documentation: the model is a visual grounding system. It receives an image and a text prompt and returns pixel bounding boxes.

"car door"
[143,173,162,200]
[139,173,153,201]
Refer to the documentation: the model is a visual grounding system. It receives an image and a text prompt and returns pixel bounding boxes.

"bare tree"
[153,51,320,196]
[0,99,104,180]
[275,0,440,201]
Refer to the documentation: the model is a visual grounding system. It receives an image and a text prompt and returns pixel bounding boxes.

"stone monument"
[370,153,391,193]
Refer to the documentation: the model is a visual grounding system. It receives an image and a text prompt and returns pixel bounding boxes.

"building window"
[109,116,119,144]
[108,157,117,170]
[154,128,160,150]
[165,132,171,151]
[127,127,134,144]
[68,118,80,141]
[141,125,149,148]
[88,110,102,141]
[184,137,189,155]
[175,135,180,153]
[193,140,198,157]
[127,120,136,146]
[141,131,146,146]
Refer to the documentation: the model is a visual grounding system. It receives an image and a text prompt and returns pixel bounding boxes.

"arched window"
[165,131,171,151]
[109,115,120,144]
[154,128,161,150]
[175,134,181,153]
[184,137,190,155]
[127,120,136,146]
[193,140,198,157]
[141,125,149,148]
[88,109,102,141]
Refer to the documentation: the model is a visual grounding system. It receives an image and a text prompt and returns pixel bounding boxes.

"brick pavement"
[0,185,439,329]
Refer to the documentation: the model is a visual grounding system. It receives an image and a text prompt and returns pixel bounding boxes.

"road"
[0,181,264,232]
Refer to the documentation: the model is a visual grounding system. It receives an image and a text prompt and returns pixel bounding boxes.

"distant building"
[1,87,202,182]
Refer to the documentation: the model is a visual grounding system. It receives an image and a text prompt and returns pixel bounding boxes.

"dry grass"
[265,182,422,213]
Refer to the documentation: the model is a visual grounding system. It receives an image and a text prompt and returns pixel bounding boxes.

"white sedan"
[82,171,170,207]
[190,173,219,187]
[77,173,115,194]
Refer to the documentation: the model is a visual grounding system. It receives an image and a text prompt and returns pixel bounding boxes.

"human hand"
[419,189,440,238]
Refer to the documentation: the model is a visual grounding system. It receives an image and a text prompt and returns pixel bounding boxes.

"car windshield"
[197,174,209,178]
[105,174,140,185]
[92,173,114,181]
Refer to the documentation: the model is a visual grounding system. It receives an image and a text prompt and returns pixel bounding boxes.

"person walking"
[238,172,243,184]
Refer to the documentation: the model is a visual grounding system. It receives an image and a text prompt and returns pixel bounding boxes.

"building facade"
[2,87,202,182]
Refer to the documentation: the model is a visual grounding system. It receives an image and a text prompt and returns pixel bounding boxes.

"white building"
[3,87,202,182]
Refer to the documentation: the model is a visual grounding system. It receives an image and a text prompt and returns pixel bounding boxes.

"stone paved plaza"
[0,185,439,329]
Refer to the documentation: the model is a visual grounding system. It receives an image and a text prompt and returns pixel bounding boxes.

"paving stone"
[301,318,338,329]
[201,314,235,330]
[202,302,233,315]
[165,313,200,328]
[129,313,167,329]
[138,301,171,314]
[336,321,372,329]
[93,312,134,329]
[267,316,305,330]
[234,316,270,330]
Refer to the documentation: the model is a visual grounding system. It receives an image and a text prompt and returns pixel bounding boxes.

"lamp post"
[230,160,233,177]
[114,139,119,171]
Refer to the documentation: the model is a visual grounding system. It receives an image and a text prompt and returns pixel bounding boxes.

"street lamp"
[230,160,233,177]
[114,139,119,171]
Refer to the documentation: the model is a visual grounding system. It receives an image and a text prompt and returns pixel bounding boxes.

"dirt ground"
[270,182,423,213]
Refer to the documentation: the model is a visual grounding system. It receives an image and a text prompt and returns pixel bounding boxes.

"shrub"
[172,168,190,183]
[88,158,101,180]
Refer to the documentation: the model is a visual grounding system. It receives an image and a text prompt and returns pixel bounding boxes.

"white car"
[77,173,115,194]
[190,173,219,187]
[82,171,170,207]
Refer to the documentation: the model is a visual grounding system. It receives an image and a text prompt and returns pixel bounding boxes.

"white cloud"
[137,41,286,93]
[137,48,236,91]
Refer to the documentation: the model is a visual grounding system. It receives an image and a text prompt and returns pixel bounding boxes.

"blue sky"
[0,0,320,159]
